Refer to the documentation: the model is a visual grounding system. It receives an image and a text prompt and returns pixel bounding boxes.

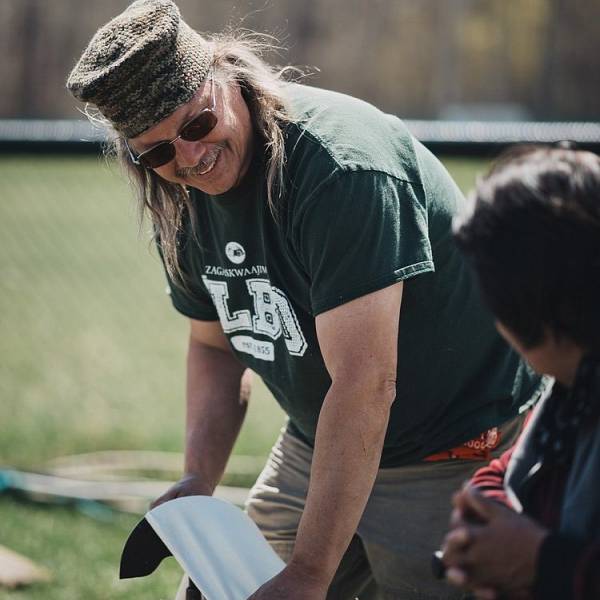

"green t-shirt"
[163,84,540,467]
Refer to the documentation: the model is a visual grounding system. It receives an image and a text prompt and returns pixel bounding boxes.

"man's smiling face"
[128,74,255,195]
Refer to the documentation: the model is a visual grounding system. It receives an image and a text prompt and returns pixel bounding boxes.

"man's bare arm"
[249,281,403,599]
[152,319,249,506]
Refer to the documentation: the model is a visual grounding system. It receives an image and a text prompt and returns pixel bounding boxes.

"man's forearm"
[289,380,393,585]
[184,340,248,492]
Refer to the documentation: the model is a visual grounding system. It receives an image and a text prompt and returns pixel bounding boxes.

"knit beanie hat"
[66,0,212,138]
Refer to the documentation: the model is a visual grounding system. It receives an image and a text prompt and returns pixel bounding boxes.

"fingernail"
[446,567,466,586]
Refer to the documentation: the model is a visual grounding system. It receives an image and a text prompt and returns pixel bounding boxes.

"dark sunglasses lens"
[180,111,218,141]
[137,110,217,169]
[140,143,175,169]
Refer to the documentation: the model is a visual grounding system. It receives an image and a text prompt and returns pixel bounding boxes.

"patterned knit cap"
[66,0,212,138]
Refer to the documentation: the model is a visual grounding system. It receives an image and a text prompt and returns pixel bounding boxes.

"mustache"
[176,145,224,178]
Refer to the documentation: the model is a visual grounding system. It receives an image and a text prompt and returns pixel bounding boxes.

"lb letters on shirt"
[201,274,308,361]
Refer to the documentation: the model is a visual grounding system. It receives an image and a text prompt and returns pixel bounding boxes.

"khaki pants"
[244,417,523,600]
[174,416,523,600]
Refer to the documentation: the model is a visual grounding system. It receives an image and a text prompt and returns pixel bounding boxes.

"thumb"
[150,487,178,509]
[459,487,499,522]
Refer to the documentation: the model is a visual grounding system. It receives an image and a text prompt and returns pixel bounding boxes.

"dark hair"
[454,145,600,351]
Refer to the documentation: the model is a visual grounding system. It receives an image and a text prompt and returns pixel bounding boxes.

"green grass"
[0,155,286,467]
[0,154,487,599]
[0,497,182,600]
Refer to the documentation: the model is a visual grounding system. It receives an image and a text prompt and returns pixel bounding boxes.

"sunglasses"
[125,74,217,169]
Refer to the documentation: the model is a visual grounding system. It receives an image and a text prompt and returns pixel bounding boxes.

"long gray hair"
[111,32,298,287]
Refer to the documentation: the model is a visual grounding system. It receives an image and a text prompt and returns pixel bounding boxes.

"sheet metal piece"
[121,496,285,599]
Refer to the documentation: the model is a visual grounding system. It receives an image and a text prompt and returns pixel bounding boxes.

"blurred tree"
[537,0,600,119]
[19,0,41,117]
[1,0,598,120]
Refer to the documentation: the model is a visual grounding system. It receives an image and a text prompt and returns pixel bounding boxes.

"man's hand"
[246,564,329,600]
[442,487,548,599]
[150,472,213,509]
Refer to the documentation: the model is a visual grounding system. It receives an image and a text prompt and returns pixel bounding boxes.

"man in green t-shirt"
[67,1,542,598]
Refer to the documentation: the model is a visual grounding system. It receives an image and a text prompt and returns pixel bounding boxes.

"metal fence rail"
[1,119,599,155]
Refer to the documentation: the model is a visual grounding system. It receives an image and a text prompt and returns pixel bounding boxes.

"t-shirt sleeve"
[156,238,218,321]
[291,170,434,316]
[165,274,218,321]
